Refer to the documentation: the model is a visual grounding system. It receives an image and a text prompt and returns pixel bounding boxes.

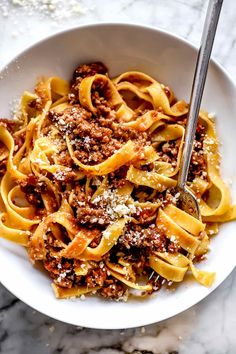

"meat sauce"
[20,63,208,299]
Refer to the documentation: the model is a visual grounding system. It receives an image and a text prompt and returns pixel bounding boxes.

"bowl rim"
[0,22,236,329]
[1,21,236,90]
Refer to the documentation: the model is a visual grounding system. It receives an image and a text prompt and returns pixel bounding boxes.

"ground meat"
[175,119,207,181]
[99,281,126,300]
[49,103,149,166]
[108,166,128,189]
[49,63,151,166]
[76,206,109,226]
[156,121,207,182]
[158,139,180,167]
[0,161,6,177]
[92,90,115,117]
[85,265,108,288]
[69,182,109,226]
[28,97,44,111]
[69,183,87,207]
[19,174,47,207]
[72,62,108,84]
[34,81,50,110]
[0,142,9,177]
[189,150,206,180]
[44,254,75,288]
[48,105,92,135]
[90,77,118,118]
[118,223,180,254]
[2,62,213,301]
[45,232,66,249]
[164,86,171,99]
[188,123,207,181]
[128,255,149,276]
[0,118,15,132]
[89,233,103,248]
[85,262,127,300]
[53,168,77,183]
[45,248,126,299]
[69,62,108,103]
[72,121,122,165]
[159,189,174,207]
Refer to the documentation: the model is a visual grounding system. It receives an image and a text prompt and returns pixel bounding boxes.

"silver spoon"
[177,0,223,219]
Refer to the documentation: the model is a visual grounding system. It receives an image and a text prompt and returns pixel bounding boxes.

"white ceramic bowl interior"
[0,24,235,329]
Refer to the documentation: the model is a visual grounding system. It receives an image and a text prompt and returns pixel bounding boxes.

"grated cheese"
[208,112,216,119]
[0,0,95,36]
[1,0,92,19]
[92,188,136,220]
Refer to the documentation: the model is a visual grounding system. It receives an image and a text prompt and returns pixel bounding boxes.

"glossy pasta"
[0,62,235,300]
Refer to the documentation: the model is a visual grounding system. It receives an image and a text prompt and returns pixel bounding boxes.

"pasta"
[0,62,235,301]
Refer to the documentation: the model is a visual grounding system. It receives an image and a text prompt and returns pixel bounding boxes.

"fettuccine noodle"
[0,62,235,300]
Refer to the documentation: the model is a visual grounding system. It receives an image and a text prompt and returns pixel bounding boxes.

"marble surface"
[1,0,236,353]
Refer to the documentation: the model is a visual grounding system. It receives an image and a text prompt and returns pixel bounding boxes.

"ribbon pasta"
[0,63,235,300]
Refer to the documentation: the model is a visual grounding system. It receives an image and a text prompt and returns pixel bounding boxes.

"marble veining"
[1,0,236,353]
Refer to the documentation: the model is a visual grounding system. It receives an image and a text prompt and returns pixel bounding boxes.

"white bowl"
[0,23,236,329]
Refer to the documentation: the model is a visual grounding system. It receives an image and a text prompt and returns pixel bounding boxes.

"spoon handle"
[177,0,223,189]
